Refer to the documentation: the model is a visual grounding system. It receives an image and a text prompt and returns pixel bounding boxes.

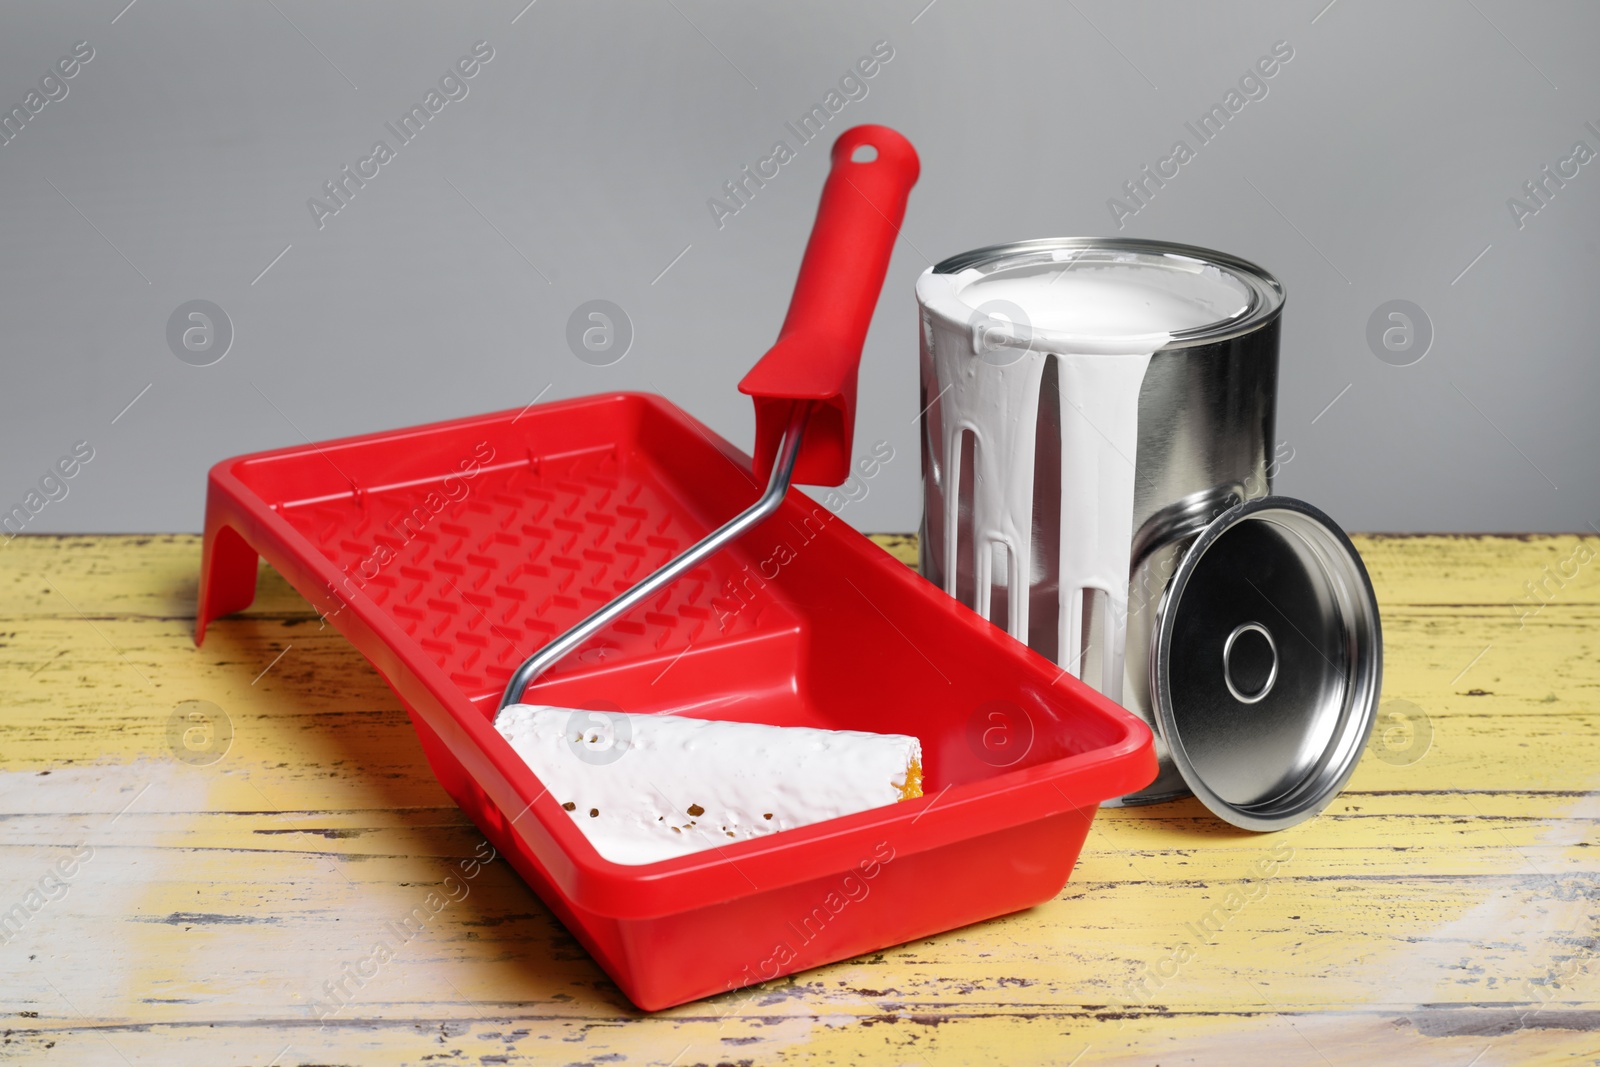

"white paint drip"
[916,253,1251,700]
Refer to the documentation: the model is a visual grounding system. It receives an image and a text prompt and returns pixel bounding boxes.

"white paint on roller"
[916,252,1251,702]
[493,705,921,866]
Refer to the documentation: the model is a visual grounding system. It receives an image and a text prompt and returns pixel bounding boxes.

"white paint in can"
[916,249,1252,701]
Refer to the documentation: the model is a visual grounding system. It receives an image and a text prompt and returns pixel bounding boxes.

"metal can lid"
[1151,496,1382,831]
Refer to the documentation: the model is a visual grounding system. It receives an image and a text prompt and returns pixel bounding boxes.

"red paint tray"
[195,127,1155,1010]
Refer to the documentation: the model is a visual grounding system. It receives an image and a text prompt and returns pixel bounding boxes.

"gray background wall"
[2,0,1595,535]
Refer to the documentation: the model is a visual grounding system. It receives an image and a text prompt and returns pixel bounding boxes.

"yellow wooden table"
[2,533,1596,1065]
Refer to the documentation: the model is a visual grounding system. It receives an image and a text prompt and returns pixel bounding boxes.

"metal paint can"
[915,237,1381,830]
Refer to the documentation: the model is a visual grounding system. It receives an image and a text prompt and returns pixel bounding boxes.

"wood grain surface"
[1,532,1597,1066]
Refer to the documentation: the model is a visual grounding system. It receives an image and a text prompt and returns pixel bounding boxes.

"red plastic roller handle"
[738,125,920,487]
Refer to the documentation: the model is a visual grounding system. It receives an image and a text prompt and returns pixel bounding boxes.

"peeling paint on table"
[1,533,1597,1065]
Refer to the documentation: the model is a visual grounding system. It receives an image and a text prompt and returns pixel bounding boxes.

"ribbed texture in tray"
[278,446,770,698]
